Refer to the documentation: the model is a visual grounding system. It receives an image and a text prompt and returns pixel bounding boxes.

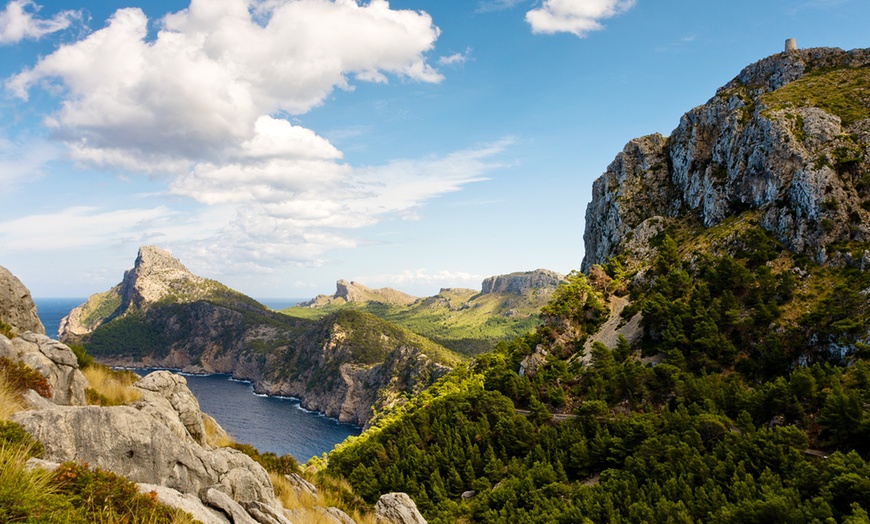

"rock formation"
[0,332,87,406]
[582,47,870,271]
[374,492,427,524]
[0,265,45,336]
[302,280,419,308]
[480,269,565,295]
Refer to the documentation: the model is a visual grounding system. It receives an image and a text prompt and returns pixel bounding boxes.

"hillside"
[283,269,565,356]
[61,246,462,427]
[320,46,870,523]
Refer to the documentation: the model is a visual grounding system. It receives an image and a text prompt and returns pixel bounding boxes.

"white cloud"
[0,137,60,186]
[356,268,486,290]
[0,206,178,251]
[476,0,526,14]
[0,0,80,44]
[2,0,498,275]
[7,0,442,171]
[526,0,635,37]
[438,48,472,66]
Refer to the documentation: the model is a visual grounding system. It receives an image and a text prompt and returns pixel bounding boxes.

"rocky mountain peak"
[582,46,870,271]
[119,246,208,310]
[304,279,418,307]
[480,269,566,296]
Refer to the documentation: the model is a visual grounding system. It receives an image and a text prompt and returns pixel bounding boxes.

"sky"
[1,0,868,300]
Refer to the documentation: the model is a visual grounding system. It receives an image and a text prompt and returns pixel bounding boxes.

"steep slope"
[322,47,870,523]
[62,246,462,427]
[285,269,565,355]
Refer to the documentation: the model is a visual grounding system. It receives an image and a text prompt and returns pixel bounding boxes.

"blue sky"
[1,0,868,300]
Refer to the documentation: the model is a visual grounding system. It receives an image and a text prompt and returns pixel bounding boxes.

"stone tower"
[785,38,797,52]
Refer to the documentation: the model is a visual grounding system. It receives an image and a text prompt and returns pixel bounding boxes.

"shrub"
[0,357,51,398]
[0,321,14,339]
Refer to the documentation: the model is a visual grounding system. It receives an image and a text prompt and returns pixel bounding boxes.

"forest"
[323,221,870,523]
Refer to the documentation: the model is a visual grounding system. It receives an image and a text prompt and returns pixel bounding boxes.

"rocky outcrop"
[0,330,87,407]
[582,47,870,271]
[375,492,427,524]
[302,280,419,308]
[480,269,565,295]
[0,265,45,336]
[11,370,285,524]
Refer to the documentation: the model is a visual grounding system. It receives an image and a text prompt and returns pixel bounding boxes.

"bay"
[32,298,358,463]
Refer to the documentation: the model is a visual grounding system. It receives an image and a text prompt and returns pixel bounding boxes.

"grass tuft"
[83,365,142,406]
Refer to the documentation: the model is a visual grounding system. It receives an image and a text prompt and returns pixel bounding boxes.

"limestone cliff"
[480,269,565,295]
[582,47,870,271]
[301,280,418,308]
[61,247,459,427]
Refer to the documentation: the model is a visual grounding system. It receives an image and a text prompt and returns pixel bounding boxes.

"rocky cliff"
[61,247,458,427]
[582,47,870,271]
[302,280,418,308]
[480,269,565,295]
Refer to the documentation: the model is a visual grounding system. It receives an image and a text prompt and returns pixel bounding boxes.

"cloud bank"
[526,0,635,37]
[5,0,506,273]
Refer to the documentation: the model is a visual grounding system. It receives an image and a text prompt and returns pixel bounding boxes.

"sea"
[33,297,360,463]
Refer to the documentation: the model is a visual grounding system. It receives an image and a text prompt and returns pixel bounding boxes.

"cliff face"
[302,280,419,308]
[480,269,565,295]
[582,47,870,271]
[62,247,458,427]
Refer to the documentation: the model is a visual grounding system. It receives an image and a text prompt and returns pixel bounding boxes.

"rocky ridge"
[582,46,870,271]
[302,280,418,308]
[60,248,457,427]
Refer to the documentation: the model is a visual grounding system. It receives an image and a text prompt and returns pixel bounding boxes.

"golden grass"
[203,414,235,448]
[270,472,376,524]
[83,365,142,406]
[0,373,25,420]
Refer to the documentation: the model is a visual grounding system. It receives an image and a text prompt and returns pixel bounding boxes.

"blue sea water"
[32,298,358,463]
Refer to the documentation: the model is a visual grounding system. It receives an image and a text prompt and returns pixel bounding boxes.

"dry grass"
[83,365,142,406]
[270,472,376,524]
[203,414,234,448]
[0,373,25,421]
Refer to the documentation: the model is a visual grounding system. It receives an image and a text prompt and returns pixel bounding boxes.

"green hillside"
[281,287,549,356]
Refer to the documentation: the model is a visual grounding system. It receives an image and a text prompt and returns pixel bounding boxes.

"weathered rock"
[204,488,259,524]
[374,493,427,524]
[134,371,207,445]
[320,506,357,524]
[242,501,295,524]
[582,47,870,271]
[284,472,318,498]
[138,483,231,524]
[11,405,277,510]
[0,332,87,406]
[480,269,565,295]
[0,265,45,336]
[302,280,418,308]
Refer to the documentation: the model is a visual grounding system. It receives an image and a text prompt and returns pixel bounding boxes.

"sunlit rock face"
[582,47,870,271]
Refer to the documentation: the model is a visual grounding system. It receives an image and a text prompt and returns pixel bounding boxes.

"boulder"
[138,483,231,524]
[0,332,86,406]
[134,371,207,445]
[0,265,45,336]
[374,492,427,524]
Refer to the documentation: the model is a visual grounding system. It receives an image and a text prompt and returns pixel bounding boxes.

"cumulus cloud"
[526,0,635,37]
[3,0,503,274]
[0,0,80,44]
[7,0,442,171]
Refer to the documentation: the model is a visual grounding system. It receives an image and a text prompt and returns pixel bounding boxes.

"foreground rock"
[0,265,45,336]
[0,332,87,406]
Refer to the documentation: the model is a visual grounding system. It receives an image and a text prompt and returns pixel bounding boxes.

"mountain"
[61,246,461,427]
[320,47,870,523]
[285,269,565,355]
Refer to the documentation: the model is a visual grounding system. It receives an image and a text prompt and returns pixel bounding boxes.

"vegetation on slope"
[323,215,870,523]
[282,287,550,356]
[762,65,870,126]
